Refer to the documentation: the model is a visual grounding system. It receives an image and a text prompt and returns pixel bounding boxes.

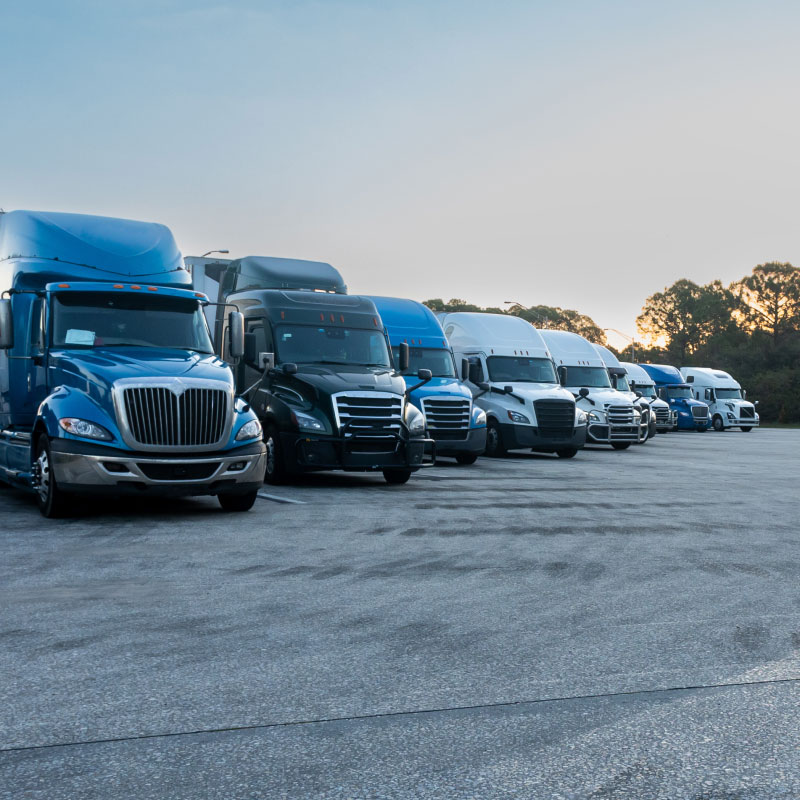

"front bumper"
[499,422,587,453]
[430,427,487,457]
[286,431,434,472]
[587,420,648,444]
[726,417,759,427]
[676,414,710,430]
[50,439,266,496]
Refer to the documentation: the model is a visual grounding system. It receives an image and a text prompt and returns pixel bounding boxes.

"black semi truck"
[187,255,433,484]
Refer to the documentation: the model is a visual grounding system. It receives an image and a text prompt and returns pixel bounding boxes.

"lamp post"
[603,328,636,361]
[504,300,548,328]
[200,249,229,258]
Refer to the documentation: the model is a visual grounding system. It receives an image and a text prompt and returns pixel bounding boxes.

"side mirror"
[754,399,759,406]
[417,368,432,381]
[282,362,298,375]
[504,385,514,394]
[557,365,568,386]
[468,359,484,385]
[228,311,244,359]
[742,389,747,399]
[634,390,642,398]
[259,352,275,371]
[579,387,590,398]
[461,358,469,382]
[398,342,409,373]
[0,299,13,350]
[686,375,694,383]
[243,332,257,364]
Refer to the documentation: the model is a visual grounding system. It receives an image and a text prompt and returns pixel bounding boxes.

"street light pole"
[200,249,230,258]
[504,300,548,327]
[603,328,636,361]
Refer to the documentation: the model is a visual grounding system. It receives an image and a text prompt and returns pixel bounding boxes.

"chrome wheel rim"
[36,448,50,503]
[265,436,276,476]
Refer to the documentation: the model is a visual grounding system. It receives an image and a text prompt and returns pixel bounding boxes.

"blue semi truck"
[0,210,266,517]
[367,297,487,464]
[639,363,711,431]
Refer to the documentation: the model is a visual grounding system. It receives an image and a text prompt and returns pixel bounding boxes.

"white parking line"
[257,492,307,505]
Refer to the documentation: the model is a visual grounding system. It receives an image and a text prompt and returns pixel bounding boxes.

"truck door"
[7,295,48,428]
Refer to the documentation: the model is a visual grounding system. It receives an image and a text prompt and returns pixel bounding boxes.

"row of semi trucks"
[0,210,759,517]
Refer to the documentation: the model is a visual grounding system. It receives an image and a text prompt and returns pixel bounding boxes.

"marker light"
[58,283,70,288]
[113,284,124,289]
[131,285,141,289]
[148,286,158,291]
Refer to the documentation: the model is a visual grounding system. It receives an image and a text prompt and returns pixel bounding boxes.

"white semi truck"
[679,367,759,432]
[539,329,646,450]
[621,362,676,433]
[593,344,656,440]
[440,313,587,458]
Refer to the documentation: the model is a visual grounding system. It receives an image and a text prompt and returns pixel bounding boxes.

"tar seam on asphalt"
[256,492,306,504]
[4,674,800,755]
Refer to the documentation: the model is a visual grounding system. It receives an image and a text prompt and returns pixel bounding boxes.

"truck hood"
[409,377,472,401]
[490,382,576,402]
[50,348,234,394]
[292,365,406,397]
[571,388,633,407]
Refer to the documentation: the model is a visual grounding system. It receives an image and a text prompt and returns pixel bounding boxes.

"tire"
[455,453,479,465]
[740,426,753,432]
[218,490,259,512]
[712,415,724,432]
[648,419,657,438]
[33,436,72,518]
[383,469,411,485]
[556,448,577,459]
[485,419,507,457]
[611,442,631,450]
[264,425,290,485]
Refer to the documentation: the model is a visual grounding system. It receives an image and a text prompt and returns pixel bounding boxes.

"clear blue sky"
[3,0,799,343]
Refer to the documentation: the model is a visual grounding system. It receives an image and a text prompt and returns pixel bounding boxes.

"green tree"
[731,262,800,343]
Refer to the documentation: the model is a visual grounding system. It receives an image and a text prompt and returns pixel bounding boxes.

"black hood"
[289,364,405,397]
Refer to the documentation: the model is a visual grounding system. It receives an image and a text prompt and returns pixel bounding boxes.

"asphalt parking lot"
[1,429,799,799]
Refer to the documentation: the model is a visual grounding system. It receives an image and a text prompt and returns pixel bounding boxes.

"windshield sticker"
[65,329,96,345]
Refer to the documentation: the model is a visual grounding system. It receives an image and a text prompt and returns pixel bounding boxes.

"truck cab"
[639,364,710,431]
[188,256,433,485]
[592,344,654,440]
[440,312,586,458]
[620,361,675,433]
[0,210,266,517]
[366,297,486,464]
[540,329,645,450]
[680,367,759,432]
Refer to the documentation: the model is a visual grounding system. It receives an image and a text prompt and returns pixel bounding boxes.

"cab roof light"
[320,312,325,321]
[58,283,70,288]
[280,311,285,320]
[330,313,335,322]
[113,284,124,289]
[194,292,204,297]
[147,286,158,291]
[340,314,344,323]
[131,285,141,290]
[373,317,378,326]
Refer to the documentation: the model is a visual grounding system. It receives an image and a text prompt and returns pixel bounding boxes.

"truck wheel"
[611,442,631,450]
[264,425,289,485]
[455,453,479,465]
[218,490,259,512]
[485,420,507,457]
[383,469,411,485]
[556,448,577,459]
[34,437,72,518]
[740,426,753,432]
[648,419,657,438]
[712,415,724,431]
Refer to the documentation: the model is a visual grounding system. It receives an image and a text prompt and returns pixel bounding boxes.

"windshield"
[487,356,557,383]
[391,346,455,377]
[611,373,630,391]
[715,388,742,399]
[52,292,213,352]
[565,366,612,388]
[275,324,391,367]
[634,384,657,398]
[667,387,693,399]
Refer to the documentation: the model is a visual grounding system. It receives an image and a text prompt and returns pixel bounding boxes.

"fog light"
[102,462,128,473]
[226,461,247,472]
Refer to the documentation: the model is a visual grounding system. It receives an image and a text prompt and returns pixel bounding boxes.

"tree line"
[423,261,800,423]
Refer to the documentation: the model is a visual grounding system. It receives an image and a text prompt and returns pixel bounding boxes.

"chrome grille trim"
[113,378,234,453]
[607,403,640,441]
[332,392,404,436]
[421,397,470,440]
[654,406,671,423]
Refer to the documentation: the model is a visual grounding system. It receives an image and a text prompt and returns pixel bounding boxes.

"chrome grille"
[691,405,708,420]
[654,406,671,423]
[534,399,574,438]
[607,405,634,425]
[334,393,403,434]
[607,404,640,441]
[122,386,229,448]
[421,397,470,441]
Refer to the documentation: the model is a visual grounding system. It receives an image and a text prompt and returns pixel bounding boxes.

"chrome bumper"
[52,448,266,490]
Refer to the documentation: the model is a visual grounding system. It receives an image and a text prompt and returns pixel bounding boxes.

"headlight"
[726,412,735,419]
[507,409,530,424]
[235,418,263,441]
[588,410,603,423]
[59,417,113,441]
[291,410,325,433]
[404,403,426,433]
[575,409,587,425]
[474,409,487,426]
[632,409,641,420]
